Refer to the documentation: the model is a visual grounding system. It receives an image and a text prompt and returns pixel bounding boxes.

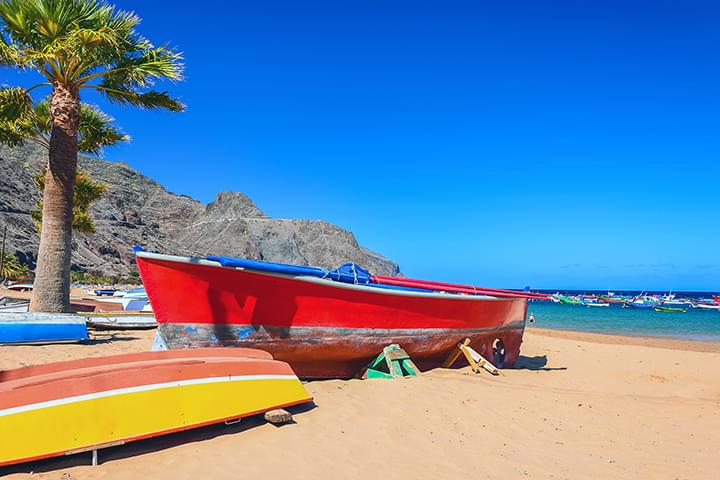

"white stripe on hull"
[0,374,298,417]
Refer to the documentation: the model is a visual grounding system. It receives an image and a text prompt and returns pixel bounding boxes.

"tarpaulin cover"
[207,256,372,284]
[329,262,372,284]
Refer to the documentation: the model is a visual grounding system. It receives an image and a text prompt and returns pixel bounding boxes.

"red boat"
[136,251,530,378]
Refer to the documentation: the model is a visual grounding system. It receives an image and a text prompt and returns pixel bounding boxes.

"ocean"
[527,302,720,342]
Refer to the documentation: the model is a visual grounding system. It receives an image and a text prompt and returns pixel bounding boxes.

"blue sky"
[3,1,719,290]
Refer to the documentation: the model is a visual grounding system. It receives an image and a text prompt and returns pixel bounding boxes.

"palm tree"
[1,97,126,233]
[33,168,109,233]
[26,98,129,155]
[0,0,183,312]
[19,98,126,233]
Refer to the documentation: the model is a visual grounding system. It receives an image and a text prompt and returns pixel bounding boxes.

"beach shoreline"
[528,326,720,353]
[2,327,719,479]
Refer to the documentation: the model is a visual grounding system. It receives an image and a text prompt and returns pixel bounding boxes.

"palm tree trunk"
[30,84,81,313]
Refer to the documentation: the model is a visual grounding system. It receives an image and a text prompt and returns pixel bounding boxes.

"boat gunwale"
[136,251,516,303]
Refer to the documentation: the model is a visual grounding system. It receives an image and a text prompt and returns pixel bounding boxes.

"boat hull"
[0,313,88,344]
[137,252,528,378]
[84,312,157,330]
[624,303,656,309]
[0,349,311,467]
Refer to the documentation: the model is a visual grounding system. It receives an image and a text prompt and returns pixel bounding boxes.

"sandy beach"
[1,327,719,480]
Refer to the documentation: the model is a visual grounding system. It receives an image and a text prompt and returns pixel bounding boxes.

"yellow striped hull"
[0,352,312,466]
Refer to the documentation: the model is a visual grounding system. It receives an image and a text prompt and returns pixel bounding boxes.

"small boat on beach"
[0,298,29,313]
[136,250,535,378]
[84,311,157,330]
[0,313,88,344]
[93,288,118,296]
[0,348,312,467]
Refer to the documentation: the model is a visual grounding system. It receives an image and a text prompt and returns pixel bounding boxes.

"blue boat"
[0,313,88,344]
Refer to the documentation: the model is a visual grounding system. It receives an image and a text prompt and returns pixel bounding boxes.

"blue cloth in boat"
[207,256,372,284]
[331,262,371,284]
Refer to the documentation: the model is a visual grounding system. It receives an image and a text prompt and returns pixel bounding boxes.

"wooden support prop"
[441,338,471,368]
[442,338,501,376]
[362,344,419,379]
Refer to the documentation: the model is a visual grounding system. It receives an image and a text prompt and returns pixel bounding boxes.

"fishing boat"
[0,313,88,344]
[654,306,688,313]
[583,301,610,307]
[552,294,583,305]
[136,250,535,378]
[692,303,720,310]
[624,294,659,309]
[0,348,312,467]
[598,295,626,304]
[659,293,692,309]
[624,302,656,309]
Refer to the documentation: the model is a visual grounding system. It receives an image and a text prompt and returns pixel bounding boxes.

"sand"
[1,327,719,479]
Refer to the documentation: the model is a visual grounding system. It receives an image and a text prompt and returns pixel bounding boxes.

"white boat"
[584,302,610,307]
[0,298,29,313]
[84,312,157,330]
[5,283,33,292]
[693,303,720,310]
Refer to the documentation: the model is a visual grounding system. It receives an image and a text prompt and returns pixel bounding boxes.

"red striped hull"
[136,252,528,378]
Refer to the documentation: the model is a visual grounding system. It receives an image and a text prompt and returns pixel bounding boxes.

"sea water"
[527,302,720,342]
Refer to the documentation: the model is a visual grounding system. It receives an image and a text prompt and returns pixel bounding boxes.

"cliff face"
[0,144,400,277]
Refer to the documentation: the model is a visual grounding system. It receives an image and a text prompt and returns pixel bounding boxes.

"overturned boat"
[0,348,311,466]
[136,250,535,378]
[0,313,88,344]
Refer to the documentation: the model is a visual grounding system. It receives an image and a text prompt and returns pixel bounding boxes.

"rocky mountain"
[0,144,400,278]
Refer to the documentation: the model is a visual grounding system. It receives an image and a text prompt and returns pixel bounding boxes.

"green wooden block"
[363,344,418,379]
[365,368,394,379]
[400,358,419,376]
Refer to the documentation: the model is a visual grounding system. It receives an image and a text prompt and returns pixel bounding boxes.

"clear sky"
[3,1,719,290]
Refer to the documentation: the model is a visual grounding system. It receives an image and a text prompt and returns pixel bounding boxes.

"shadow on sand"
[512,355,567,371]
[83,333,142,345]
[0,403,317,475]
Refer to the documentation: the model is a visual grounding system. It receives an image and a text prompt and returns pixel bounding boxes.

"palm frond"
[0,85,31,118]
[77,102,129,154]
[96,85,185,112]
[0,32,21,65]
[0,0,184,145]
[34,167,108,233]
[31,97,51,128]
[80,45,184,86]
[0,86,34,145]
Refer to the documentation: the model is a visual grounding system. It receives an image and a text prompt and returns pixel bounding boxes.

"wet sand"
[1,327,719,479]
